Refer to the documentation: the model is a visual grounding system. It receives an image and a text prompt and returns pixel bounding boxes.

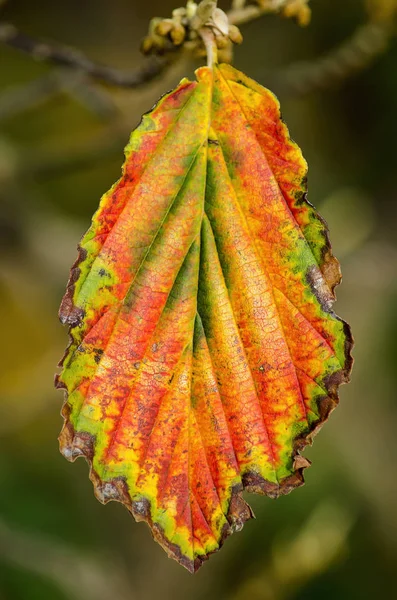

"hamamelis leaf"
[56,64,353,572]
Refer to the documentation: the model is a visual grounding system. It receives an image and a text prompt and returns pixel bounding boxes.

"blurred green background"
[1,1,397,598]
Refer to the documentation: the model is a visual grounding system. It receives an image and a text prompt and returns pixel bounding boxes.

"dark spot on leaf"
[98,268,110,278]
[94,348,104,364]
[235,78,250,89]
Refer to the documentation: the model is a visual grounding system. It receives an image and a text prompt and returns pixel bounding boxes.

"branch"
[0,2,310,87]
[229,0,310,27]
[0,72,60,121]
[0,71,118,122]
[1,0,393,101]
[276,21,394,96]
[142,1,310,58]
[0,22,171,88]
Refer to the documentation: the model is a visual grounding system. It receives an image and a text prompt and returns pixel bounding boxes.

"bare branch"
[1,1,392,100]
[142,1,309,59]
[276,21,394,96]
[0,2,310,88]
[0,72,60,121]
[0,70,118,122]
[228,0,310,27]
[0,22,171,88]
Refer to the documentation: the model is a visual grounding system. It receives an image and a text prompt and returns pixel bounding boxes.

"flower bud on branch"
[141,1,243,62]
[141,0,311,62]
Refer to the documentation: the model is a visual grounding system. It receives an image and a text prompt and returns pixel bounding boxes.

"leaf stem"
[199,26,218,68]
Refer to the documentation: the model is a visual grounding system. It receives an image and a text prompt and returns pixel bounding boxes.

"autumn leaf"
[56,63,353,572]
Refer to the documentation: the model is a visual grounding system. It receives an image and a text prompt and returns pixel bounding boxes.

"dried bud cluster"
[281,0,311,26]
[255,0,311,26]
[141,0,312,61]
[141,0,243,61]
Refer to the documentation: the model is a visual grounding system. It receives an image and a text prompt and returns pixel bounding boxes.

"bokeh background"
[1,1,397,598]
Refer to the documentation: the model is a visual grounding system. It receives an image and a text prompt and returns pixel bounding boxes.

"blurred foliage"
[0,1,397,599]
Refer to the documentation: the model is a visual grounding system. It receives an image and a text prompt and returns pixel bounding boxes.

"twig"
[0,22,171,88]
[276,21,394,96]
[228,0,309,27]
[0,72,60,121]
[59,71,119,118]
[142,1,309,56]
[0,70,118,122]
[231,0,247,9]
[1,2,393,101]
[199,27,218,67]
[0,2,308,89]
